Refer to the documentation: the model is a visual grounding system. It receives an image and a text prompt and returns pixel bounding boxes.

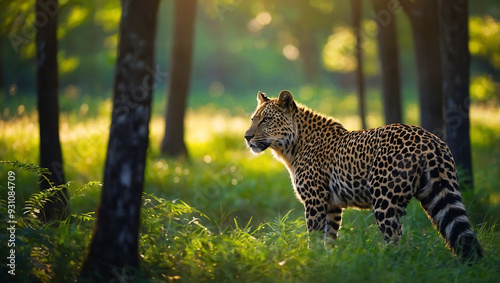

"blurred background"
[1,0,498,121]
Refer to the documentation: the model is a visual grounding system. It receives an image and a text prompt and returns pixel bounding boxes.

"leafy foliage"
[1,101,500,281]
[0,175,498,281]
[2,1,498,101]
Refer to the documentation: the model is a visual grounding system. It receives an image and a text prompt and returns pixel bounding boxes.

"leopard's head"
[245,90,297,154]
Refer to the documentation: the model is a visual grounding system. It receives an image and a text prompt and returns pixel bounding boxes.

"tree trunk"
[352,0,367,129]
[400,0,444,138]
[0,36,3,97]
[292,6,321,85]
[161,0,197,158]
[35,0,68,222]
[80,0,160,279]
[372,0,402,125]
[439,0,473,189]
[205,19,227,86]
[297,26,320,84]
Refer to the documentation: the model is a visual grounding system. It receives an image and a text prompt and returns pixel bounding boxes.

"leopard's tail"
[417,140,483,262]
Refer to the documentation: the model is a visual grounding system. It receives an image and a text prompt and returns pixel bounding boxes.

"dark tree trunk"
[205,19,227,85]
[372,0,402,125]
[439,0,473,189]
[0,36,3,97]
[35,0,68,222]
[400,0,444,138]
[352,0,367,129]
[161,0,197,158]
[292,6,320,84]
[80,0,160,279]
[297,26,320,84]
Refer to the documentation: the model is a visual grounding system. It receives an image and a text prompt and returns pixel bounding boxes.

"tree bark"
[161,0,197,158]
[296,25,320,84]
[352,0,367,129]
[35,0,68,222]
[0,36,3,97]
[439,0,473,189]
[80,0,160,279]
[372,0,402,125]
[292,4,321,85]
[400,0,444,138]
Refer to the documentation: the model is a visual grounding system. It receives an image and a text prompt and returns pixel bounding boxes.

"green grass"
[0,92,499,282]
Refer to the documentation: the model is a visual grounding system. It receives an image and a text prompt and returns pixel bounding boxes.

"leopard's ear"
[257,91,270,104]
[277,90,296,113]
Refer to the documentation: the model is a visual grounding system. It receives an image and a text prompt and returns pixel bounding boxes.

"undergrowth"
[0,102,499,281]
[0,160,499,282]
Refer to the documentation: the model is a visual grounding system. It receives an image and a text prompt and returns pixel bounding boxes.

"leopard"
[245,90,483,261]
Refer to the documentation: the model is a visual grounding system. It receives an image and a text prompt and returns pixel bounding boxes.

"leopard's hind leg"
[370,174,412,246]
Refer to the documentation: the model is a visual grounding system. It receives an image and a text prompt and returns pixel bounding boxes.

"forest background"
[0,0,499,281]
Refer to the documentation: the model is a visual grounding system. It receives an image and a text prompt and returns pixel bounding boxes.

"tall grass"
[0,94,499,281]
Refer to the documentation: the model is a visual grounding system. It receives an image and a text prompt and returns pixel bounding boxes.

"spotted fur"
[245,90,482,261]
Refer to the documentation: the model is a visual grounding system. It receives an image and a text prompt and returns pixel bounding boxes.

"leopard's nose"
[245,134,254,142]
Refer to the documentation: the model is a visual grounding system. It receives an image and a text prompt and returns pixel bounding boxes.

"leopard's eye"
[262,117,271,123]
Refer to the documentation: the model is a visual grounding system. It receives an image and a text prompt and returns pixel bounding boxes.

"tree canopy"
[2,0,498,107]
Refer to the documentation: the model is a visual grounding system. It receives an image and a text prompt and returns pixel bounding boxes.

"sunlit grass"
[470,104,500,148]
[0,96,499,281]
[1,101,499,217]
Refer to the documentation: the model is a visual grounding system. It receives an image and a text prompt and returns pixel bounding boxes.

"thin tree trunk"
[35,0,68,222]
[80,0,160,279]
[352,0,367,129]
[205,19,226,86]
[372,0,402,125]
[400,0,444,138]
[293,5,320,84]
[161,0,197,158]
[0,36,3,97]
[439,0,473,189]
[297,26,320,84]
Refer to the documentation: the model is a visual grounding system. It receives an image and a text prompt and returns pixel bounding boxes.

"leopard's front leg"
[304,200,328,237]
[294,172,332,242]
[304,200,343,249]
